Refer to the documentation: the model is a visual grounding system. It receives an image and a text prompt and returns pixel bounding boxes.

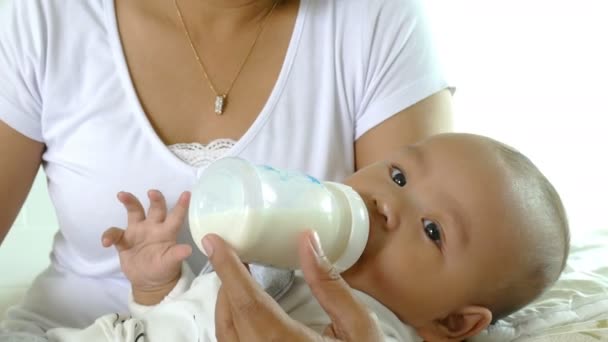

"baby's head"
[342,133,569,341]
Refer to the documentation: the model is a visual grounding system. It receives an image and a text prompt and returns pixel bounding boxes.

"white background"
[427,0,608,244]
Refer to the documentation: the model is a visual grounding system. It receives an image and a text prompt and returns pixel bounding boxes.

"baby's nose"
[376,199,400,231]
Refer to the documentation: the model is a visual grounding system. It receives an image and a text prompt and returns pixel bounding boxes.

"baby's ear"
[415,306,492,342]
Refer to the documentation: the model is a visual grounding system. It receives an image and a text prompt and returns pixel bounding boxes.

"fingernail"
[309,232,336,274]
[180,191,191,205]
[202,236,214,257]
[309,231,325,258]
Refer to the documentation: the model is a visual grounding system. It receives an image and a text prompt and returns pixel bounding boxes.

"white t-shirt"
[0,0,448,332]
[46,266,421,342]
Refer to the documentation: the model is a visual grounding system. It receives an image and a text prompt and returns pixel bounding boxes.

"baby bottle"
[189,157,369,272]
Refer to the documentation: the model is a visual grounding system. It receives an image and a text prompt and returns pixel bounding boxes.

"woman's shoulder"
[308,0,425,20]
[3,0,111,45]
[0,0,107,22]
[304,0,427,40]
[1,0,108,48]
[0,0,112,70]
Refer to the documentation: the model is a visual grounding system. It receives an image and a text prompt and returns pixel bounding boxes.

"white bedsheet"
[473,229,608,341]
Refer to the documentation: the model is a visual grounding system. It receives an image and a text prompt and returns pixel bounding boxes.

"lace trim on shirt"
[168,139,236,168]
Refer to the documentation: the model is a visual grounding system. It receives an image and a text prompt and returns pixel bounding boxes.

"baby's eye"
[423,219,442,245]
[390,167,407,187]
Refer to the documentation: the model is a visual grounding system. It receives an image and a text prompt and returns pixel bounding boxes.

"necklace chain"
[173,0,279,115]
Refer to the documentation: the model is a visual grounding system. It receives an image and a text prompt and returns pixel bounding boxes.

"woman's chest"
[114,0,299,145]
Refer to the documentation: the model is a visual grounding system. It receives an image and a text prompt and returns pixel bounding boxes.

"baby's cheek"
[384,249,447,292]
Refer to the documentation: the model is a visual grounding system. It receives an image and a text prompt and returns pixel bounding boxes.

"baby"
[45,133,570,342]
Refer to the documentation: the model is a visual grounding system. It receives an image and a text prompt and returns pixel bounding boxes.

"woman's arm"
[0,120,44,244]
[354,89,453,170]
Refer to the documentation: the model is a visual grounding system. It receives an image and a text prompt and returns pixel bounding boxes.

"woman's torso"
[7,0,366,328]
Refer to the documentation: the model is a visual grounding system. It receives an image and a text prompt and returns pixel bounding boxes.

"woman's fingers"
[298,230,381,341]
[117,192,145,224]
[147,189,167,222]
[204,235,287,323]
[323,324,339,338]
[215,286,240,342]
[203,234,265,310]
[166,191,191,231]
[101,227,129,251]
[209,234,301,341]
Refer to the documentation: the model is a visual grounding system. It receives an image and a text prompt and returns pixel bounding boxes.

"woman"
[0,0,452,336]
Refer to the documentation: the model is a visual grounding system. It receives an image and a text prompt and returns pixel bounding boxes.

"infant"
[45,133,570,342]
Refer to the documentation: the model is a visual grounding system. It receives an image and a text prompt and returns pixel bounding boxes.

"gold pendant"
[214,95,226,115]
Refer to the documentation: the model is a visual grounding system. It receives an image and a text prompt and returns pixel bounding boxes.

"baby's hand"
[102,190,192,303]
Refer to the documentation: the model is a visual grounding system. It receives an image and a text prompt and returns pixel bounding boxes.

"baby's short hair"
[482,139,570,322]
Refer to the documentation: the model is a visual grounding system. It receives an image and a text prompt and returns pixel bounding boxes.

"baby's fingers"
[166,191,191,230]
[101,227,130,252]
[164,243,193,265]
[117,192,145,224]
[147,190,168,223]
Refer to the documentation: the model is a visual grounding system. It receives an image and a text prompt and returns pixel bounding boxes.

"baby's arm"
[128,262,196,317]
[46,266,215,342]
[101,190,193,305]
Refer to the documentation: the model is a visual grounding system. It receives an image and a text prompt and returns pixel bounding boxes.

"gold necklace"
[174,0,279,115]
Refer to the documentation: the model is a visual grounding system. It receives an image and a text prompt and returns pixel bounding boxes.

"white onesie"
[45,265,421,342]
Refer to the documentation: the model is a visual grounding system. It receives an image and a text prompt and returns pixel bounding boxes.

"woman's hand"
[206,230,383,342]
[101,190,193,304]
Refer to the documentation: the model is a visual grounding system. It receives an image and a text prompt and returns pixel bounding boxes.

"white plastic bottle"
[189,157,369,272]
